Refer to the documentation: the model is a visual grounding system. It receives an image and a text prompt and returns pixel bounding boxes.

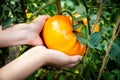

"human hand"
[12,15,49,46]
[0,15,50,47]
[33,46,82,69]
[0,46,82,80]
[26,15,50,46]
[46,49,82,69]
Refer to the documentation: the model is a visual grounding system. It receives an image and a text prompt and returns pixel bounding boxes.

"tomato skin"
[42,15,86,56]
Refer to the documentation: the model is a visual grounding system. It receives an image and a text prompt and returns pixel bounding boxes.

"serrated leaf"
[96,43,105,50]
[90,32,102,48]
[109,38,120,64]
[76,33,88,45]
[89,14,97,24]
[75,5,86,15]
[65,0,74,10]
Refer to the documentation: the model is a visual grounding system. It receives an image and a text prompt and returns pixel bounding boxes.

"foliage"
[0,0,120,80]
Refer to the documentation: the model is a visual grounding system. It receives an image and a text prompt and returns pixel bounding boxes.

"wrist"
[0,46,48,80]
[29,46,48,66]
[10,24,30,46]
[0,25,29,47]
[8,23,35,46]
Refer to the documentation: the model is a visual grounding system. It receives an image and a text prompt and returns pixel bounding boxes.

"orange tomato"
[42,15,86,56]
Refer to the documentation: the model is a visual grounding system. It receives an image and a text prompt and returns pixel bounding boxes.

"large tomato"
[42,15,86,56]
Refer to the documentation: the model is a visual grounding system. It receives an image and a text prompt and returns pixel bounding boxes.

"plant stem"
[55,0,62,15]
[91,0,103,34]
[97,16,120,80]
[79,0,91,35]
[81,0,88,13]
[28,0,56,21]
[80,0,103,77]
[80,45,90,76]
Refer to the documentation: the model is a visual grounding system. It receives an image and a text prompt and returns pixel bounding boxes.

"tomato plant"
[0,0,120,80]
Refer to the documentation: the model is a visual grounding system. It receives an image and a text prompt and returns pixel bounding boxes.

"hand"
[17,15,50,46]
[46,49,82,69]
[33,46,82,69]
[0,15,49,47]
[0,46,82,80]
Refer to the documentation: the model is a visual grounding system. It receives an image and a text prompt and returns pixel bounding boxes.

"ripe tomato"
[42,15,86,56]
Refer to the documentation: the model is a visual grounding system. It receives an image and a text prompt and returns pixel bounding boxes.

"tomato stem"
[91,1,102,34]
[55,0,62,15]
[80,46,90,76]
[28,0,56,21]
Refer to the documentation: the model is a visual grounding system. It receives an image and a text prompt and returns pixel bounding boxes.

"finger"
[32,15,50,24]
[62,61,80,69]
[61,56,82,69]
[31,15,50,32]
[69,55,82,64]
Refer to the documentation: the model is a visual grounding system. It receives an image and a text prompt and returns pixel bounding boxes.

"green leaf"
[89,14,97,24]
[102,72,115,80]
[35,69,44,77]
[75,5,86,15]
[117,74,120,80]
[27,72,36,80]
[65,0,74,10]
[47,70,54,80]
[90,32,102,48]
[76,33,88,45]
[2,17,12,29]
[111,69,120,74]
[96,43,105,50]
[80,25,89,39]
[73,23,83,31]
[109,38,120,64]
[59,74,65,80]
